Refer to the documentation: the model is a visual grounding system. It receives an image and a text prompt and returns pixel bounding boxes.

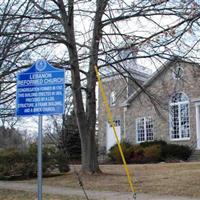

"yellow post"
[94,65,136,198]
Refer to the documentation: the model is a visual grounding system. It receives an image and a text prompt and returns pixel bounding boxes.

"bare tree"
[44,88,77,159]
[0,126,28,149]
[0,0,200,173]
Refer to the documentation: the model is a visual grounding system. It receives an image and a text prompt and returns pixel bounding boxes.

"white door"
[106,121,121,152]
[196,104,200,149]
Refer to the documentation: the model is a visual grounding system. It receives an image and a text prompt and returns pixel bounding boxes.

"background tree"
[0,0,200,173]
[45,110,81,162]
[0,126,27,150]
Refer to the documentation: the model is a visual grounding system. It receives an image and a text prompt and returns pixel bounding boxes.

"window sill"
[136,140,154,144]
[170,138,190,141]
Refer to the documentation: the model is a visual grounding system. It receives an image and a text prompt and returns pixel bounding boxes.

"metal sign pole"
[38,7,45,199]
[38,115,43,200]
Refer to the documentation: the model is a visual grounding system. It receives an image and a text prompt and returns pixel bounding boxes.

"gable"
[122,58,200,107]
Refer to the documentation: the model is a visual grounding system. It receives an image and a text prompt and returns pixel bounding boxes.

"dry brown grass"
[0,189,85,200]
[20,162,200,198]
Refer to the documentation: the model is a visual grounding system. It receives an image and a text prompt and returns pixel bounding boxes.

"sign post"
[16,60,65,200]
[38,115,43,200]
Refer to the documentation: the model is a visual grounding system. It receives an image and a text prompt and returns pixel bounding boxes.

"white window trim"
[169,94,190,141]
[195,102,200,149]
[110,91,116,107]
[136,118,140,144]
[136,117,154,144]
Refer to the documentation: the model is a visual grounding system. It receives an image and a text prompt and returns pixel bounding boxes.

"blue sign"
[16,60,65,116]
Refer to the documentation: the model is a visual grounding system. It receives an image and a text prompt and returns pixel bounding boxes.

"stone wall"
[98,72,148,155]
[98,75,127,155]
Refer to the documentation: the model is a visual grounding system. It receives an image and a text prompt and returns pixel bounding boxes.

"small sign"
[16,60,65,116]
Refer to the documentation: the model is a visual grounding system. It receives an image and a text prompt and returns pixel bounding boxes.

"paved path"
[0,181,198,200]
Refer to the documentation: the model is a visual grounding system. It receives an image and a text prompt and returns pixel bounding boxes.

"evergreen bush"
[140,140,167,148]
[108,142,133,163]
[108,140,192,164]
[0,144,70,180]
[56,150,70,172]
[161,144,192,161]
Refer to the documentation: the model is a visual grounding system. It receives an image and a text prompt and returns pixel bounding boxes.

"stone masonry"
[98,59,200,158]
[98,70,150,156]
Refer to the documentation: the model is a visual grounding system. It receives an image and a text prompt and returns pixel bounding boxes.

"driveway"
[0,181,198,200]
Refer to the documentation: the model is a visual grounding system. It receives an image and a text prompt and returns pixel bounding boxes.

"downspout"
[123,106,127,140]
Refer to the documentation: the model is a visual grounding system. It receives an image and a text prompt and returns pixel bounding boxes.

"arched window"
[170,92,190,140]
[110,91,116,106]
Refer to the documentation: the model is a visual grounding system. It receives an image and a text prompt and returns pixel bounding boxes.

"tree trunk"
[81,0,109,173]
[81,127,100,173]
[57,0,108,173]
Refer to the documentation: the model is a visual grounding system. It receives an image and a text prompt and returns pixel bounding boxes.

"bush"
[108,140,192,164]
[0,144,70,180]
[27,144,58,176]
[0,149,30,178]
[128,145,144,163]
[140,141,192,161]
[129,145,161,163]
[140,140,167,148]
[108,142,161,164]
[108,142,133,163]
[143,145,162,163]
[56,150,70,173]
[161,144,192,161]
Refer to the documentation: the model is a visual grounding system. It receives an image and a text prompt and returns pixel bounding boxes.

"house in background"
[98,57,200,159]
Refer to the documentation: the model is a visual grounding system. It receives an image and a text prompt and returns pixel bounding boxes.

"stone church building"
[98,57,200,157]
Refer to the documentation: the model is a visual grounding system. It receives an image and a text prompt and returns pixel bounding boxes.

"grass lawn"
[0,189,86,200]
[19,162,200,198]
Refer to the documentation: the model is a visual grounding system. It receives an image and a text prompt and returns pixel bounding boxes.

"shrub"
[140,140,192,161]
[107,140,192,164]
[108,143,162,164]
[129,145,144,163]
[161,144,192,161]
[143,145,161,163]
[140,140,167,148]
[27,144,58,176]
[129,145,161,163]
[56,150,70,173]
[0,144,70,180]
[0,149,30,179]
[108,142,133,163]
